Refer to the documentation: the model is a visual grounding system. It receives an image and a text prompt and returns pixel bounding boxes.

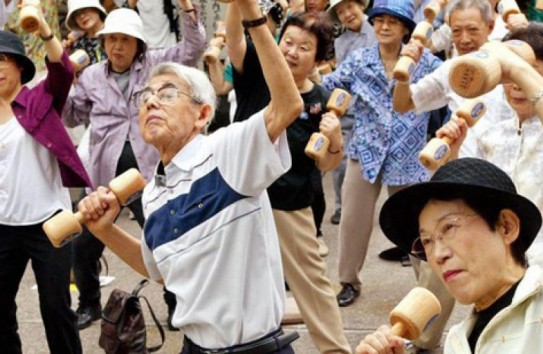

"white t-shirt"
[0,118,71,225]
[0,0,16,30]
[141,111,291,348]
[137,0,177,49]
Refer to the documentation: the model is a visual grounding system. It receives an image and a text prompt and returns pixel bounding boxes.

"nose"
[432,238,452,265]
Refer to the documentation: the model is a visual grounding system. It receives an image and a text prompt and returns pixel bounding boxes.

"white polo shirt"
[411,59,514,157]
[141,111,291,348]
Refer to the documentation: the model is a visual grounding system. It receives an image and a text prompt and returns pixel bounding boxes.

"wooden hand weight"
[389,287,442,340]
[497,0,520,23]
[214,21,226,40]
[19,0,41,33]
[393,21,433,82]
[42,168,147,247]
[305,89,351,160]
[70,49,91,72]
[419,98,486,170]
[449,40,535,98]
[423,0,448,23]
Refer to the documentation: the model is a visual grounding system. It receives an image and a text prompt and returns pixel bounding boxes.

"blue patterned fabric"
[322,43,442,185]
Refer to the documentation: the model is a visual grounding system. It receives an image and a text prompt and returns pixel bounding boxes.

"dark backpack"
[99,279,165,354]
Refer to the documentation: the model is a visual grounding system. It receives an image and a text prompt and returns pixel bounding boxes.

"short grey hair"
[148,62,217,120]
[446,0,493,25]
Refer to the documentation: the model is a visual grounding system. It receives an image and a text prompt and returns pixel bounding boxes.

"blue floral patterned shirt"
[322,43,442,185]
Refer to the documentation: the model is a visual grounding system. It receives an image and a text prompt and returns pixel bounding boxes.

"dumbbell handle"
[393,22,433,82]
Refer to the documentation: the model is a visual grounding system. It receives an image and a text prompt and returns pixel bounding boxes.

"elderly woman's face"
[0,53,22,98]
[503,59,543,122]
[137,73,206,154]
[418,199,518,309]
[372,14,408,46]
[104,33,138,73]
[335,0,365,32]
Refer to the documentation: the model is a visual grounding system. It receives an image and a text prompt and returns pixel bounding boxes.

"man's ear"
[498,209,521,245]
[196,104,213,128]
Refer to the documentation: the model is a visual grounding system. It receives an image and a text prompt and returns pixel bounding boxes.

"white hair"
[148,62,217,120]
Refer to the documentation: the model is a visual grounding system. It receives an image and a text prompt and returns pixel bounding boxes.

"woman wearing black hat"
[355,158,543,354]
[0,8,90,354]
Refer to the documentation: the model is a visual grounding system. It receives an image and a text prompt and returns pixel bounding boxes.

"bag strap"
[131,279,149,296]
[138,295,166,352]
[131,279,165,352]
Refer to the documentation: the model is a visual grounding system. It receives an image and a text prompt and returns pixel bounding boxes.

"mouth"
[443,269,463,282]
[145,115,163,125]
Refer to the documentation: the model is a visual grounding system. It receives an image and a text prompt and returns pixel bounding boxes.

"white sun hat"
[96,8,147,44]
[327,0,370,23]
[65,0,107,31]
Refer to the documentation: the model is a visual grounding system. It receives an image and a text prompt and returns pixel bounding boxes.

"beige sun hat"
[327,0,369,23]
[96,8,147,44]
[65,0,107,31]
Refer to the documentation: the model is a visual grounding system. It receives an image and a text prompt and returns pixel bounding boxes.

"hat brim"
[379,181,542,260]
[0,47,36,84]
[327,0,370,24]
[367,8,416,36]
[66,5,108,31]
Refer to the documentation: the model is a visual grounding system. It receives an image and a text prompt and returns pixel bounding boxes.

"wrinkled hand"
[355,325,406,354]
[78,186,121,237]
[400,40,424,63]
[506,13,529,31]
[436,115,467,153]
[319,111,341,141]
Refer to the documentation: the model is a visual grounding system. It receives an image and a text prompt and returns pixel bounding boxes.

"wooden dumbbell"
[419,98,486,170]
[203,37,226,65]
[497,0,520,23]
[423,0,448,23]
[70,49,91,73]
[449,40,535,98]
[389,287,442,340]
[42,169,147,248]
[19,0,41,33]
[393,21,434,82]
[305,89,351,160]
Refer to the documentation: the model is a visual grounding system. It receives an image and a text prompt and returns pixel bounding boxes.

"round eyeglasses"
[411,213,480,261]
[133,84,202,109]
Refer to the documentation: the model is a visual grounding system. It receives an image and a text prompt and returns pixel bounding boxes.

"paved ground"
[17,174,470,353]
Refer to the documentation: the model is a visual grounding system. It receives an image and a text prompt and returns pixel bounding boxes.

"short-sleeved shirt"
[141,111,291,348]
[268,84,330,210]
[232,40,270,122]
[323,43,442,185]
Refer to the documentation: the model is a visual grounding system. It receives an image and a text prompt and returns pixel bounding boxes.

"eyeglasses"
[133,83,202,109]
[411,213,480,261]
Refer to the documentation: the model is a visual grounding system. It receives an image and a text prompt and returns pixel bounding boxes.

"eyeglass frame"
[132,82,203,109]
[411,213,480,261]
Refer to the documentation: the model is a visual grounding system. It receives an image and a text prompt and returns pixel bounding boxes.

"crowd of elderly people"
[2,0,543,353]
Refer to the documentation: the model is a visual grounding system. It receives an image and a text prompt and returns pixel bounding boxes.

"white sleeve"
[211,109,291,197]
[141,238,163,281]
[430,24,452,54]
[411,62,451,113]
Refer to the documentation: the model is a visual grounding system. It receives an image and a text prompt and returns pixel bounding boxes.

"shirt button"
[169,209,175,215]
[173,228,179,234]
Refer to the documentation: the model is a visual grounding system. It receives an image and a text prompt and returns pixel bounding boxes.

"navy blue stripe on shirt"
[144,167,247,251]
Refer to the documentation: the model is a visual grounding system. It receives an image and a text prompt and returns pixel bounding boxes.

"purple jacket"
[12,52,92,188]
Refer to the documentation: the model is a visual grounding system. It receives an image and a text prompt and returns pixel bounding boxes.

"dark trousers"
[0,223,82,354]
[310,170,325,237]
[72,142,145,308]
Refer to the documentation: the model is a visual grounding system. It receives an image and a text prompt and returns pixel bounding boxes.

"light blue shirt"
[323,43,442,185]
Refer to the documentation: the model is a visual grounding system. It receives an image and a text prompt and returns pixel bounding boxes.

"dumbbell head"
[449,50,502,98]
[43,210,84,248]
[326,89,352,116]
[109,168,147,205]
[389,287,442,340]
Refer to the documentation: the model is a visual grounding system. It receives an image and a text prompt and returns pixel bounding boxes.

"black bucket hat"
[0,30,36,84]
[379,158,542,260]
